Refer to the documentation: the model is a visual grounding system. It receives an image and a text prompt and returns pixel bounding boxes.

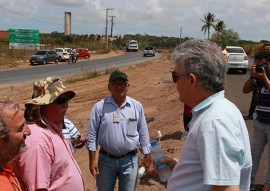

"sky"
[0,0,270,42]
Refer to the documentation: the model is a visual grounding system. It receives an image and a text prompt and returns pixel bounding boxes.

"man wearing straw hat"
[12,76,84,191]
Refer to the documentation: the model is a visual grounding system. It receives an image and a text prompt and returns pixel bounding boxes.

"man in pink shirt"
[12,76,84,191]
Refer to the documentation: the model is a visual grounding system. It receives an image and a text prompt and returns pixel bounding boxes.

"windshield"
[145,47,153,50]
[226,48,244,53]
[35,51,47,55]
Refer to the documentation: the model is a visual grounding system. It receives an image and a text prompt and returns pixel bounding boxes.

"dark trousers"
[248,90,258,116]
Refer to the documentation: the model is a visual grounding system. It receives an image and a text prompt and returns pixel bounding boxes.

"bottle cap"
[138,166,146,178]
[150,140,157,147]
[157,131,162,138]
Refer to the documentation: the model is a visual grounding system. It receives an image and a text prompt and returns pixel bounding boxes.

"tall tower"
[64,12,71,35]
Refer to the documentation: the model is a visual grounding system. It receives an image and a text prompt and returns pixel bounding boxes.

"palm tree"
[201,12,218,39]
[215,20,226,37]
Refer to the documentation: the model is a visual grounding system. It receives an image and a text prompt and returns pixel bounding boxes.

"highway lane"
[0,51,161,85]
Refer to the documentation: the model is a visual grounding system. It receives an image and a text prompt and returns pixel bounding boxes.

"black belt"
[99,148,138,159]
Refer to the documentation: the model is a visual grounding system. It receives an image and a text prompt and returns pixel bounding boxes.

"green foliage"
[201,12,218,39]
[215,20,226,36]
[212,28,240,46]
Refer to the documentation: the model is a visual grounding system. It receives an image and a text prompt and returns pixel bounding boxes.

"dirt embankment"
[0,52,185,191]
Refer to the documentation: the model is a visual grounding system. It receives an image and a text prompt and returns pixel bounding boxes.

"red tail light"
[244,56,249,60]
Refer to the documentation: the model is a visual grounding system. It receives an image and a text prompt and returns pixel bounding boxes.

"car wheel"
[242,68,247,74]
[85,56,89,59]
[55,58,59,64]
[30,61,34,65]
[43,59,47,65]
[59,57,62,62]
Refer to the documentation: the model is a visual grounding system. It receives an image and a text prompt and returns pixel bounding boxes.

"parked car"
[54,48,72,62]
[76,48,91,59]
[226,46,249,74]
[143,47,155,57]
[29,50,59,65]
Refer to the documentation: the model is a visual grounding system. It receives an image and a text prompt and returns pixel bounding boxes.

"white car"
[54,48,72,62]
[226,46,249,74]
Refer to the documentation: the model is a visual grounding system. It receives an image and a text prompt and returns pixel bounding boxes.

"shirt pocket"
[126,120,138,137]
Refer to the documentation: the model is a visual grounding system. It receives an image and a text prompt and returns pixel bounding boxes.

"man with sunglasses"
[12,76,84,191]
[165,39,252,191]
[86,70,152,191]
[243,51,270,191]
[0,100,31,191]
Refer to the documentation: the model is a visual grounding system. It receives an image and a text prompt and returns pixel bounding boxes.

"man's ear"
[189,73,197,88]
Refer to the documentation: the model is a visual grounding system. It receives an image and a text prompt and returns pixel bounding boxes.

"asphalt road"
[0,51,161,86]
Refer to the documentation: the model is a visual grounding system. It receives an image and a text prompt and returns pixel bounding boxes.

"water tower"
[64,12,71,35]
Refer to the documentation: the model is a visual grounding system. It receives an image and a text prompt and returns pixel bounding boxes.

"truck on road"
[126,40,139,52]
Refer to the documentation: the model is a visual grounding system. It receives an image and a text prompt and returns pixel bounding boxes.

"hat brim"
[26,90,76,105]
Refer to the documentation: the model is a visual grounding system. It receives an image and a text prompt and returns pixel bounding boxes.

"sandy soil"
[0,52,185,191]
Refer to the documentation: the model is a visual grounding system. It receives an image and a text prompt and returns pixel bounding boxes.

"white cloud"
[0,0,270,41]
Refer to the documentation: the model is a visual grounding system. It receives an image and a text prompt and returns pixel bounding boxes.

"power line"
[0,6,62,26]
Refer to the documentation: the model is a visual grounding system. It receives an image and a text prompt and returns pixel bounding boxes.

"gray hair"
[171,39,227,92]
[0,100,20,139]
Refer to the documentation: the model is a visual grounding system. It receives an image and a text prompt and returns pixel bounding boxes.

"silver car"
[29,50,59,65]
[143,47,155,57]
[226,46,249,74]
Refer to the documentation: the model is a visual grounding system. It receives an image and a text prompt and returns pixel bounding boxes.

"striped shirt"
[63,118,80,142]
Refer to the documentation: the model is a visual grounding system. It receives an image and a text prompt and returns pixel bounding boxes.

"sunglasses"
[110,82,128,88]
[54,96,70,105]
[171,71,188,83]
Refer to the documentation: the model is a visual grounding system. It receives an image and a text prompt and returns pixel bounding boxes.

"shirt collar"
[106,96,131,108]
[192,90,225,114]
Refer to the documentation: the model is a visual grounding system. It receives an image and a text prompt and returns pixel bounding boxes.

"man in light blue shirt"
[165,39,252,191]
[86,70,152,191]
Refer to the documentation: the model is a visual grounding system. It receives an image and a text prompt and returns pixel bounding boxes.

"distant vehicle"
[54,48,72,62]
[143,47,155,57]
[76,48,90,59]
[29,50,59,65]
[126,40,139,52]
[226,46,249,74]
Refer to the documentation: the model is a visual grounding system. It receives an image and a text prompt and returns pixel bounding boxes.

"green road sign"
[9,29,40,44]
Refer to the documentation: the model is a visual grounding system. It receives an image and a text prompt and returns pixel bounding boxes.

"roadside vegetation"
[0,12,269,69]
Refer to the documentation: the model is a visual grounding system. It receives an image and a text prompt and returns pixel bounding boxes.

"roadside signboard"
[9,29,40,50]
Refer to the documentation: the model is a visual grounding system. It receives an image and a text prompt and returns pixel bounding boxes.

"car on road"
[143,47,155,57]
[54,48,72,62]
[226,46,249,74]
[76,48,90,59]
[29,50,59,65]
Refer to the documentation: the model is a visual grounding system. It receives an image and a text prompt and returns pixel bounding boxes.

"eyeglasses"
[54,96,70,105]
[171,71,187,83]
[110,82,128,88]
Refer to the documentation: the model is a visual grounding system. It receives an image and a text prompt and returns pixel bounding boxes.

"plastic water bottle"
[150,140,172,182]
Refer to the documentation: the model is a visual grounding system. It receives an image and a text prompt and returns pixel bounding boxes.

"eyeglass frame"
[109,81,129,88]
[171,71,188,83]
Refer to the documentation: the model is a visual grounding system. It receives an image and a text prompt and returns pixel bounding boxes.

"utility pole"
[110,16,116,37]
[180,26,182,45]
[105,8,114,50]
